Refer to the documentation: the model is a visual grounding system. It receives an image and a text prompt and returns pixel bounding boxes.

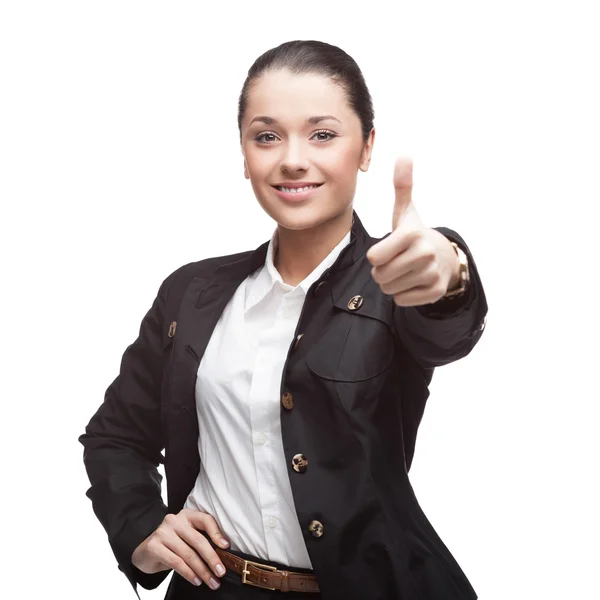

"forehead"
[245,69,351,124]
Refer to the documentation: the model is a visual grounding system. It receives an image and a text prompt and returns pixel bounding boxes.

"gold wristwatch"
[443,241,470,298]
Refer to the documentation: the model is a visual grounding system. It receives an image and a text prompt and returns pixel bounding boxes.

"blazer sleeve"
[393,226,488,369]
[78,274,175,596]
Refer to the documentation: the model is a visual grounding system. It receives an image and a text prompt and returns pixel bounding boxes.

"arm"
[78,275,175,595]
[393,226,488,369]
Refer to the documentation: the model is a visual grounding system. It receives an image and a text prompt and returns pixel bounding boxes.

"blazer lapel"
[166,242,269,497]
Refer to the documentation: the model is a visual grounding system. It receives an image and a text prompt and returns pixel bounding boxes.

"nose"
[279,137,310,173]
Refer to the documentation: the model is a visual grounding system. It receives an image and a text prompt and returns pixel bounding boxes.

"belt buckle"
[242,559,278,590]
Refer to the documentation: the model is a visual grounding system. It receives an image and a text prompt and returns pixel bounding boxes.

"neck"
[274,208,353,287]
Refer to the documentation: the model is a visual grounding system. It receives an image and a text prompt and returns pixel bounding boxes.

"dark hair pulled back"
[237,40,374,145]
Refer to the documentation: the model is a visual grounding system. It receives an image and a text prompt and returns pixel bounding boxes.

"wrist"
[443,240,470,298]
[447,252,461,291]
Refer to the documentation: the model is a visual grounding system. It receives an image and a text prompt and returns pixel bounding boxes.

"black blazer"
[79,210,488,600]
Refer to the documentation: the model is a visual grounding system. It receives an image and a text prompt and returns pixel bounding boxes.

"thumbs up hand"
[366,157,461,307]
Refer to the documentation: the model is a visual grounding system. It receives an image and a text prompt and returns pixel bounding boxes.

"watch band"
[443,241,470,298]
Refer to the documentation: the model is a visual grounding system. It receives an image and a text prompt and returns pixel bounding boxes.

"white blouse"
[183,226,351,569]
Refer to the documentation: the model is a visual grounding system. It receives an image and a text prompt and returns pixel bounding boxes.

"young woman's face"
[241,68,374,231]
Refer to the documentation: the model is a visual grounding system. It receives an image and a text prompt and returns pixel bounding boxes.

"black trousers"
[163,544,322,599]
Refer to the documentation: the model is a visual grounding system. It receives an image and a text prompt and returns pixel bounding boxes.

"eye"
[311,129,337,142]
[254,132,279,144]
[253,129,338,145]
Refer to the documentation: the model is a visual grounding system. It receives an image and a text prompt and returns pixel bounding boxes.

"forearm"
[79,278,172,592]
[81,440,170,588]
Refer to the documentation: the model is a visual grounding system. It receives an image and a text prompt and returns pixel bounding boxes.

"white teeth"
[277,185,320,193]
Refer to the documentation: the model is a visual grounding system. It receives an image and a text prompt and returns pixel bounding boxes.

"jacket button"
[347,295,363,311]
[308,520,324,538]
[293,334,304,350]
[168,321,177,337]
[314,281,326,296]
[292,454,308,473]
[282,392,295,410]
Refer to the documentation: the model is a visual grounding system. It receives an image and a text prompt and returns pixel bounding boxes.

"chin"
[268,208,325,231]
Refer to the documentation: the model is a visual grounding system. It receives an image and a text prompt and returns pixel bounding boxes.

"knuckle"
[192,512,206,526]
[182,508,197,521]
[371,265,383,282]
[172,556,187,572]
[203,513,217,527]
[416,236,434,257]
[146,537,160,553]
[428,266,442,284]
[423,247,436,263]
[164,513,178,526]
[184,548,198,564]
[412,230,424,245]
[196,559,211,576]
[193,532,210,551]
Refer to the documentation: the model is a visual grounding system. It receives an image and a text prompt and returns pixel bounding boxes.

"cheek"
[245,153,267,177]
[244,145,272,174]
[324,146,360,185]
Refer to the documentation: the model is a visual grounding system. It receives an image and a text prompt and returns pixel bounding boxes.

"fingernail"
[216,563,225,576]
[193,577,202,586]
[209,577,220,589]
[219,537,229,548]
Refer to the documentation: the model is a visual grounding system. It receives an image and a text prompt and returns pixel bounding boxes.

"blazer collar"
[211,209,372,284]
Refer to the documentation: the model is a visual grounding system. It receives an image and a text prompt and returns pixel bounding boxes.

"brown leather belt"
[214,546,320,593]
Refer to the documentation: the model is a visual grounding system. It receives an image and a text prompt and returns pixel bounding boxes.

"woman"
[79,40,488,600]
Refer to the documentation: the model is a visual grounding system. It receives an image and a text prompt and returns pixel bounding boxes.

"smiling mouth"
[272,183,324,193]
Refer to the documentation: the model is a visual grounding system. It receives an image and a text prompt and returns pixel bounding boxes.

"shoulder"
[157,249,256,300]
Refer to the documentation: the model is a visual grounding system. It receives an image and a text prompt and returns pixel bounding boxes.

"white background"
[1,1,598,598]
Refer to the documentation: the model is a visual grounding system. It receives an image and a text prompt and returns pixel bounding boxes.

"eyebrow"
[248,115,342,127]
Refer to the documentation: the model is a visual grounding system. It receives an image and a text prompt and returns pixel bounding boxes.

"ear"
[240,145,250,180]
[359,128,375,172]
